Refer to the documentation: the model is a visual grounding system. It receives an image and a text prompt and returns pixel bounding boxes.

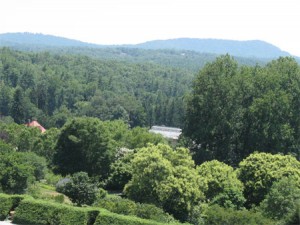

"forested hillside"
[0,47,192,128]
[0,33,285,72]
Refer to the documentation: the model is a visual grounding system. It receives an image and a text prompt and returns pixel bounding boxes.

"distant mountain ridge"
[130,38,290,59]
[0,32,99,47]
[0,32,294,59]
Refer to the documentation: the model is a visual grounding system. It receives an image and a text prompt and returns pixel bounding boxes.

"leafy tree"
[124,144,206,221]
[32,127,60,164]
[184,55,239,164]
[56,172,98,206]
[106,151,134,191]
[53,117,116,179]
[197,160,245,209]
[10,87,25,124]
[22,152,47,181]
[184,56,300,165]
[0,152,35,194]
[237,152,300,207]
[259,176,300,222]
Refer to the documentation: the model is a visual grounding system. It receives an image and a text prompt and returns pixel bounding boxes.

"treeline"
[0,47,193,128]
[185,55,300,165]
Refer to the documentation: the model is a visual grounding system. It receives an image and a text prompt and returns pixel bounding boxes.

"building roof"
[26,120,46,133]
[149,125,182,140]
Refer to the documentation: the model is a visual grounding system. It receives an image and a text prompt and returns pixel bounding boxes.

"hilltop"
[0,32,293,59]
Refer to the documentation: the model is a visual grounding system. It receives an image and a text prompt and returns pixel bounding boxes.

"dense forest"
[0,47,300,225]
[0,47,193,128]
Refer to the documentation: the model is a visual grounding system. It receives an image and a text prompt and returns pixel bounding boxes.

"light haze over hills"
[0,32,292,59]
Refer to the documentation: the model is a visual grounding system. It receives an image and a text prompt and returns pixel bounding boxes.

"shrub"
[56,172,98,206]
[0,193,13,220]
[13,198,99,225]
[203,204,274,225]
[94,197,176,223]
[0,194,27,221]
[94,209,168,225]
[94,197,137,215]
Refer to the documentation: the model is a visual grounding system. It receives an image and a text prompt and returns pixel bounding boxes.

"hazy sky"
[1,0,300,56]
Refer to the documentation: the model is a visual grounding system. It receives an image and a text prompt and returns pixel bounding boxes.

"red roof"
[26,120,46,133]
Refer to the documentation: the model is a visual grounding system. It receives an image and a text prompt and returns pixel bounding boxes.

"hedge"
[95,197,176,223]
[94,209,187,225]
[13,199,99,225]
[0,194,13,220]
[0,194,26,221]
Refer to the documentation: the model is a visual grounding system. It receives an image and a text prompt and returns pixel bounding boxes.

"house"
[26,120,46,133]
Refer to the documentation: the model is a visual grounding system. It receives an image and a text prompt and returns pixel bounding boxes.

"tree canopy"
[184,55,300,165]
[124,144,206,221]
[53,117,115,179]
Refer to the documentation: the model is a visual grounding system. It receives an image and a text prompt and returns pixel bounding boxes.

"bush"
[13,198,99,225]
[94,197,176,223]
[95,197,137,215]
[56,172,98,206]
[203,204,274,225]
[94,209,170,225]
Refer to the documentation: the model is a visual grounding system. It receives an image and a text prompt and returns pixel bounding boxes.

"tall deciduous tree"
[53,117,115,179]
[184,56,300,165]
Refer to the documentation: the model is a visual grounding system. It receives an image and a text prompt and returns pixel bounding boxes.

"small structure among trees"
[25,120,46,133]
[149,125,182,140]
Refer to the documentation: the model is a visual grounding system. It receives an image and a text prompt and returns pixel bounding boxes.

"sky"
[1,0,300,56]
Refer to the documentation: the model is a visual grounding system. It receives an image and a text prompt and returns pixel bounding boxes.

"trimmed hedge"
[0,193,13,220]
[0,193,26,221]
[94,209,168,225]
[13,199,99,225]
[95,197,175,223]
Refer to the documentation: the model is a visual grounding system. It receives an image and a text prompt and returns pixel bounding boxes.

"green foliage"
[21,152,47,181]
[0,121,41,152]
[259,176,300,223]
[0,152,35,194]
[125,144,206,221]
[196,160,245,209]
[184,56,300,165]
[0,193,13,220]
[0,194,27,220]
[56,172,98,206]
[106,152,134,191]
[94,209,175,225]
[127,127,167,149]
[0,48,193,128]
[32,127,60,164]
[53,117,115,179]
[10,87,25,124]
[44,171,63,186]
[237,152,300,206]
[94,196,175,223]
[202,204,274,225]
[13,198,99,225]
